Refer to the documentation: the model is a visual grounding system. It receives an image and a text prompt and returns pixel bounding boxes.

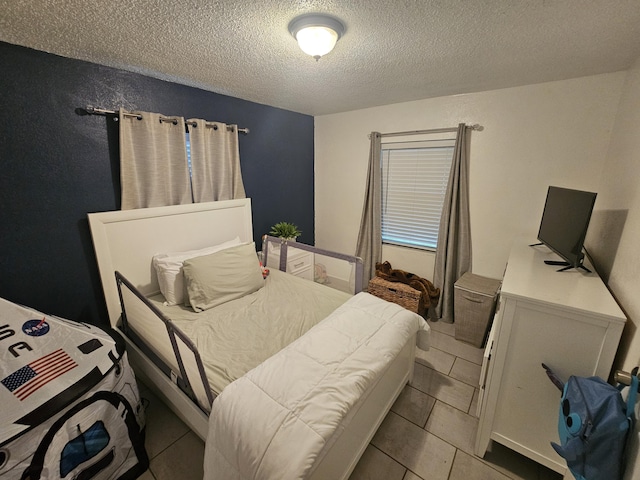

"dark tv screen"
[537,186,597,268]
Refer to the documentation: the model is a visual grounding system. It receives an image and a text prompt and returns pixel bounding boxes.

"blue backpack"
[543,363,638,480]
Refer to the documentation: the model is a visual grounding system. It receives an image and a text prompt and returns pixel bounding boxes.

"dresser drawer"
[477,318,497,417]
[287,254,312,273]
[290,263,313,280]
[267,248,314,280]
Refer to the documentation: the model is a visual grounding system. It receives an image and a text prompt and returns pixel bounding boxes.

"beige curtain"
[355,132,382,291]
[188,120,246,202]
[119,110,191,210]
[433,123,472,322]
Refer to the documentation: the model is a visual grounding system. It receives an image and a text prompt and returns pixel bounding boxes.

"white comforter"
[203,292,429,480]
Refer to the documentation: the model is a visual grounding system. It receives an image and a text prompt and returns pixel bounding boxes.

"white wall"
[315,73,625,283]
[316,65,640,478]
[589,54,640,480]
[588,57,640,376]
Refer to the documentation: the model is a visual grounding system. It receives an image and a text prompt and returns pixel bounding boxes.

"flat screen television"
[536,186,597,272]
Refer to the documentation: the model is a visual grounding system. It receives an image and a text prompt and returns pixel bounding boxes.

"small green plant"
[269,221,301,239]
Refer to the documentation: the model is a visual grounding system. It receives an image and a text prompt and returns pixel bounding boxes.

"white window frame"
[381,138,455,251]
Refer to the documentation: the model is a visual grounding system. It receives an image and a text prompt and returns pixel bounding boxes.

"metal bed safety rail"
[115,271,214,414]
[261,235,364,294]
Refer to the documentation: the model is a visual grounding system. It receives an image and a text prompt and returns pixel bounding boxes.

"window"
[381,139,455,250]
[186,131,192,168]
[186,132,194,201]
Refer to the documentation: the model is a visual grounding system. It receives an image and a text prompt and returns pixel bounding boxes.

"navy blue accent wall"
[0,41,314,328]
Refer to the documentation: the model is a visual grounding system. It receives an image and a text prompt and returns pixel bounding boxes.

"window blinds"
[381,139,455,250]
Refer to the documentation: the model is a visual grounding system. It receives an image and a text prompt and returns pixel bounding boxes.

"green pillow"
[183,242,264,312]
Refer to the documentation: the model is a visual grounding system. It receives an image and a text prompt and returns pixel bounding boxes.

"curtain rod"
[371,123,482,139]
[82,106,249,134]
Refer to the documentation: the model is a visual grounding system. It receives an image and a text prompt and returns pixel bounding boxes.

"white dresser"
[475,241,626,477]
[266,244,314,281]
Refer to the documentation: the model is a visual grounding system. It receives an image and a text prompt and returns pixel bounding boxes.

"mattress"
[145,269,352,395]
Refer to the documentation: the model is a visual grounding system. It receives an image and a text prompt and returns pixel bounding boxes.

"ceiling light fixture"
[288,14,345,61]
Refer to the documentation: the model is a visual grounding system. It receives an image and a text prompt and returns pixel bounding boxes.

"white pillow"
[152,237,241,305]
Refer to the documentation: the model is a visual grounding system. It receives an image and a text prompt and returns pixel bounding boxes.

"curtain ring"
[173,120,178,125]
[213,124,218,130]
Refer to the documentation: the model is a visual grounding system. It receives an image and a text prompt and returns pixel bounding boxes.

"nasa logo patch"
[22,318,50,337]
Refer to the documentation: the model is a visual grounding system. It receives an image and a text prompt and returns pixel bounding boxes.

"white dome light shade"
[288,14,345,60]
[296,26,339,58]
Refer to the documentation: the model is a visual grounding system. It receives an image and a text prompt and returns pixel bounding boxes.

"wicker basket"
[368,276,424,315]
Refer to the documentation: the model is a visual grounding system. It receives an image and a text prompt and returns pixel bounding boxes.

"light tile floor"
[137,319,563,480]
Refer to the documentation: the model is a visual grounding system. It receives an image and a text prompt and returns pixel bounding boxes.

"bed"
[88,198,429,479]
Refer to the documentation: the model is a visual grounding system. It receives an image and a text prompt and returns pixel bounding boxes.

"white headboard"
[88,199,254,327]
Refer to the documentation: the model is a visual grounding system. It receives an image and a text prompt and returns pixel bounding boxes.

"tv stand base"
[543,260,592,273]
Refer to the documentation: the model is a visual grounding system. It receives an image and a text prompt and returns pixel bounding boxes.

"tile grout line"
[373,411,457,480]
[410,351,500,480]
[147,426,192,465]
[424,394,514,480]
[369,444,409,479]
[447,448,461,480]
[427,340,542,479]
[410,364,475,414]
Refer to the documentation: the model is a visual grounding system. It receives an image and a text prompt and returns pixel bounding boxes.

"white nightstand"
[266,245,314,281]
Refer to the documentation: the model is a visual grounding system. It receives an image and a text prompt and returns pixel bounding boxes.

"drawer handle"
[293,262,305,268]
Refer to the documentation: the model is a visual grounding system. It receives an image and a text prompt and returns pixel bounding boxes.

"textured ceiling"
[2,0,640,116]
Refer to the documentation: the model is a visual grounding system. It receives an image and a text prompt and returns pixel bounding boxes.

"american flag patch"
[1,349,77,401]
